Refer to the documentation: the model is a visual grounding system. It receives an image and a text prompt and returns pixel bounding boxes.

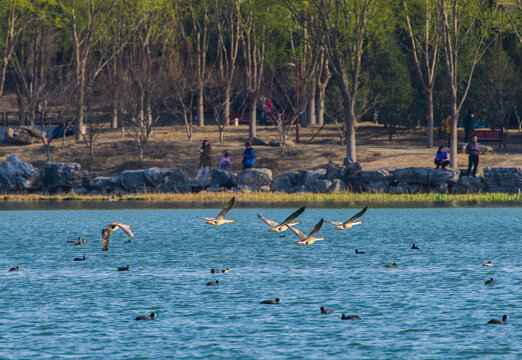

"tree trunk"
[308,81,316,126]
[219,128,224,142]
[449,87,458,170]
[316,82,326,126]
[112,101,118,128]
[249,97,257,139]
[426,89,434,148]
[344,104,357,162]
[198,87,204,126]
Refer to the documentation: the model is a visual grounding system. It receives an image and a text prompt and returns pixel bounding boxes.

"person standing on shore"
[242,142,255,170]
[195,140,211,179]
[466,135,480,177]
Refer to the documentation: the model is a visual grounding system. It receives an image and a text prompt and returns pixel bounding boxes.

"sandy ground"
[0,121,521,178]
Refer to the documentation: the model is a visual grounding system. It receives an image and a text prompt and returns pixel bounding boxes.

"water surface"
[1,208,520,359]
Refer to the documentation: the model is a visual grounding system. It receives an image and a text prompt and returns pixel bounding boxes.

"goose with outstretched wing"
[258,206,306,232]
[198,196,236,226]
[325,206,368,230]
[102,222,134,251]
[287,218,325,245]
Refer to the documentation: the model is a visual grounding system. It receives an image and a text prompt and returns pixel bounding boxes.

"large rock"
[301,169,326,186]
[44,162,83,192]
[483,167,522,193]
[272,171,301,193]
[3,126,45,145]
[238,168,273,189]
[329,179,347,193]
[352,169,393,193]
[87,176,123,194]
[120,170,147,193]
[305,179,332,193]
[0,154,41,192]
[211,169,238,188]
[454,176,485,194]
[144,168,190,187]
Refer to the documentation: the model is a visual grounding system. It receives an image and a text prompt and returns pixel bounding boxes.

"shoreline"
[1,192,520,210]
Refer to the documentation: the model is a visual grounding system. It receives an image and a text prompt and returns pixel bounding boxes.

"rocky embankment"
[0,154,520,195]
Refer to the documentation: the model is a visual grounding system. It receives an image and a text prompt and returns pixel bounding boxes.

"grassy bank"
[2,192,520,207]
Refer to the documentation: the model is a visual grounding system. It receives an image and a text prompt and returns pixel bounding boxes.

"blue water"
[0,207,521,359]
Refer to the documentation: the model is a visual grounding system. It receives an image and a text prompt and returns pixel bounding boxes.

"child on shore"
[220,151,231,170]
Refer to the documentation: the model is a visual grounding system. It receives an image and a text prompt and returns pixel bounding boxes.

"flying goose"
[102,222,134,251]
[326,206,368,230]
[257,206,306,232]
[288,218,324,246]
[198,197,236,226]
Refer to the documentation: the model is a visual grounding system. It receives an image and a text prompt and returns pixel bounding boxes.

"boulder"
[238,168,272,189]
[3,126,45,145]
[329,179,347,193]
[0,154,41,192]
[305,179,332,193]
[156,183,191,193]
[301,169,326,187]
[454,176,485,194]
[189,178,211,193]
[88,176,123,194]
[144,168,190,188]
[272,171,301,193]
[120,170,147,193]
[211,169,238,188]
[352,169,393,193]
[44,162,83,192]
[326,165,347,181]
[483,167,522,193]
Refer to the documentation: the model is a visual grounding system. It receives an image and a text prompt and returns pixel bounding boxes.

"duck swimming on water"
[411,244,419,250]
[355,249,365,254]
[320,306,333,314]
[341,314,361,320]
[117,265,131,271]
[135,312,157,321]
[8,266,19,272]
[485,278,494,285]
[482,261,494,267]
[384,262,397,268]
[74,255,87,261]
[488,315,508,324]
[260,298,281,304]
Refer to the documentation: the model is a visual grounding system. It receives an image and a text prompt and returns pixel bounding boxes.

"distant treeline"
[0,0,520,158]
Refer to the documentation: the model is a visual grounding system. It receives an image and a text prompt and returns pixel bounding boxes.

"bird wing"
[257,213,279,227]
[216,196,235,219]
[280,206,306,225]
[325,220,343,226]
[286,224,307,241]
[111,222,134,239]
[343,206,368,225]
[198,217,215,221]
[102,228,111,251]
[309,218,324,238]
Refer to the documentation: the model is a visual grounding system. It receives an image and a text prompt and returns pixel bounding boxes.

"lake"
[0,207,520,359]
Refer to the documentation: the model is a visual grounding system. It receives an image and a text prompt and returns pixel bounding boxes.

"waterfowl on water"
[210,268,220,273]
[198,197,236,226]
[485,278,494,285]
[8,266,19,272]
[124,239,132,244]
[118,265,131,271]
[355,249,365,254]
[341,314,361,320]
[488,315,508,324]
[279,235,286,238]
[288,218,325,246]
[384,262,397,268]
[482,261,494,267]
[74,255,87,261]
[258,206,306,232]
[411,243,419,250]
[320,306,333,314]
[74,237,86,246]
[260,298,281,304]
[67,236,82,244]
[136,312,157,321]
[206,280,219,286]
[102,222,134,251]
[222,268,230,273]
[326,206,368,230]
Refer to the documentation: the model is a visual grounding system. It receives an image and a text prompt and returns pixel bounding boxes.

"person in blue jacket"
[242,142,255,170]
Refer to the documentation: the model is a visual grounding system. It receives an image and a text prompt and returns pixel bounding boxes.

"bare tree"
[440,0,494,169]
[402,0,441,148]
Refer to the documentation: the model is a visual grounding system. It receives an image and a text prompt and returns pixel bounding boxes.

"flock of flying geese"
[7,196,509,324]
